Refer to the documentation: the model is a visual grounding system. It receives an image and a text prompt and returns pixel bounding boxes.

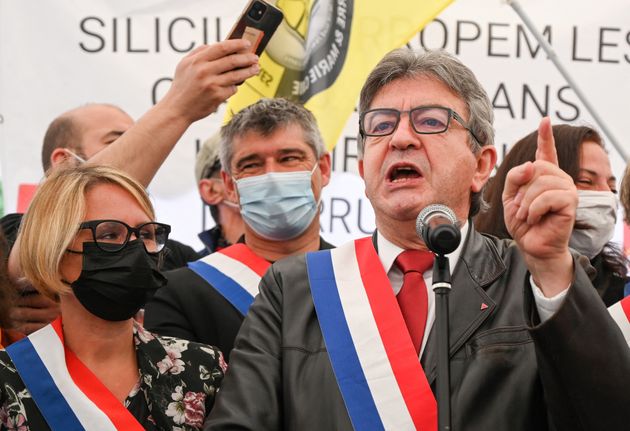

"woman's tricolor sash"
[609,296,630,348]
[5,319,143,431]
[306,237,437,430]
[187,243,271,315]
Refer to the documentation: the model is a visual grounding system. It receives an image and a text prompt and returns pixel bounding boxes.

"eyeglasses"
[359,105,482,144]
[78,220,171,254]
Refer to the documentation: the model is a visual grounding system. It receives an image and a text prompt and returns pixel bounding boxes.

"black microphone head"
[415,204,461,255]
[428,224,461,255]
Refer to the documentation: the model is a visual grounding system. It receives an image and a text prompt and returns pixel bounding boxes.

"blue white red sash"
[306,237,437,431]
[5,319,143,431]
[187,243,271,315]
[609,296,630,348]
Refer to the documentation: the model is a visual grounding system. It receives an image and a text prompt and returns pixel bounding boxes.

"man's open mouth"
[388,164,422,183]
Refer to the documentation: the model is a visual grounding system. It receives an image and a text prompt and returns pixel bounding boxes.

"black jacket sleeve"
[144,268,200,342]
[161,239,200,271]
[527,258,630,430]
[204,266,284,430]
[144,268,245,360]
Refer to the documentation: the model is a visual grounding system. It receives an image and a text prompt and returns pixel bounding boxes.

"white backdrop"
[1,0,628,249]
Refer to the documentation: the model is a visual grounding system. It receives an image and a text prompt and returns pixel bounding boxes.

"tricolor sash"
[306,237,437,431]
[187,243,271,315]
[609,296,630,348]
[5,319,143,431]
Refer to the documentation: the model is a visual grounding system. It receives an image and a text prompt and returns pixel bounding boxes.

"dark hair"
[475,124,627,277]
[621,164,630,225]
[0,230,14,329]
[204,161,223,225]
[41,115,79,172]
[208,203,221,225]
[0,213,22,251]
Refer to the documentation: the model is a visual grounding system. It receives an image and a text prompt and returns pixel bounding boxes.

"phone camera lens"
[248,1,267,20]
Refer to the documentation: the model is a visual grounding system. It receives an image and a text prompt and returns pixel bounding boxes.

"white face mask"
[569,190,618,259]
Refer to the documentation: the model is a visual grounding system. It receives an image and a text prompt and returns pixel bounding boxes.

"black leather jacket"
[207,226,630,430]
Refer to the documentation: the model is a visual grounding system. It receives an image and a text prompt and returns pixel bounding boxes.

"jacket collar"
[197,225,230,256]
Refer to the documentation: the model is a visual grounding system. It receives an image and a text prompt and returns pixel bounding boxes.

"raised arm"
[88,39,259,187]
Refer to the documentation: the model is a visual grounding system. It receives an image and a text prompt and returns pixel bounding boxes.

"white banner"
[1,0,628,249]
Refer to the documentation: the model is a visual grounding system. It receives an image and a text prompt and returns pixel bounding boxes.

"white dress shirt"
[376,222,569,357]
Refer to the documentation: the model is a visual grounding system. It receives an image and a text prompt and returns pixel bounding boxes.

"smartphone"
[226,0,284,56]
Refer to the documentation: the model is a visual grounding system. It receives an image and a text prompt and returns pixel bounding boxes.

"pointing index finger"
[535,116,558,166]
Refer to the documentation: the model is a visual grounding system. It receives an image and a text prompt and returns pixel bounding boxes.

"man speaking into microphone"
[207,49,630,431]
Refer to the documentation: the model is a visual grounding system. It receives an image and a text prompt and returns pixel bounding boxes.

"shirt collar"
[376,220,469,275]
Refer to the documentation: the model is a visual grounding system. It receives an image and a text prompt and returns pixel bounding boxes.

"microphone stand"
[415,204,460,431]
[432,253,452,431]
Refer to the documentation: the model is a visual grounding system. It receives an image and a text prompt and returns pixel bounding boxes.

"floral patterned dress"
[0,322,226,431]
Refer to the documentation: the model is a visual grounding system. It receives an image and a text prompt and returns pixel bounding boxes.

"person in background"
[0,165,226,430]
[0,231,17,348]
[16,103,201,269]
[621,164,630,225]
[2,39,259,337]
[607,163,630,344]
[475,124,626,306]
[2,104,198,335]
[206,49,630,430]
[145,98,333,359]
[194,133,244,256]
[619,163,630,296]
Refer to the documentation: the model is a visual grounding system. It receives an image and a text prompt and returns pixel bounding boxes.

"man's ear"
[198,178,224,206]
[471,146,497,193]
[318,153,332,187]
[50,148,72,168]
[221,170,239,204]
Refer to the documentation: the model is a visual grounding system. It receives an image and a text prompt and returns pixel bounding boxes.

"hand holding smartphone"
[227,0,284,56]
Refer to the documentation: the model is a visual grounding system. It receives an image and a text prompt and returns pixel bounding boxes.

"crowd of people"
[1,38,629,431]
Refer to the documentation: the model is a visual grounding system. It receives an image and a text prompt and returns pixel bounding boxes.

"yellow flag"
[226,0,454,150]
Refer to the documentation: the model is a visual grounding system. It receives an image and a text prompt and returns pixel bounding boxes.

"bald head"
[41,104,134,172]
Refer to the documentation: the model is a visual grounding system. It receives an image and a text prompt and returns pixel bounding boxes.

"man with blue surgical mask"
[144,98,334,359]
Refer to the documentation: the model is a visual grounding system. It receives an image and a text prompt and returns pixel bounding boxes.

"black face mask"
[68,239,167,321]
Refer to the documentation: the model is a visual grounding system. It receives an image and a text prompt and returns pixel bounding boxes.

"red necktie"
[395,250,435,355]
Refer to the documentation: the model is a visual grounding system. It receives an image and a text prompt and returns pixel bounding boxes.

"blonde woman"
[0,165,225,431]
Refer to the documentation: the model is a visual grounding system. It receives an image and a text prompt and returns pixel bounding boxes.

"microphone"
[415,204,461,255]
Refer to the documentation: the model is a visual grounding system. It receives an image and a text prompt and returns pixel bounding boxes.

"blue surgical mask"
[235,164,319,241]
